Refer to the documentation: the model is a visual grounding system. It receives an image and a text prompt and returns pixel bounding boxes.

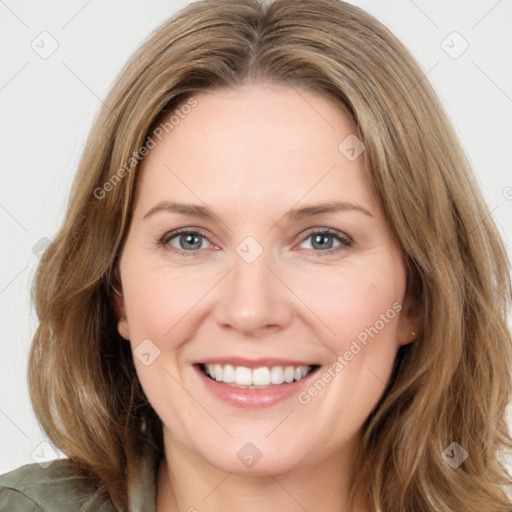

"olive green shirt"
[0,459,123,511]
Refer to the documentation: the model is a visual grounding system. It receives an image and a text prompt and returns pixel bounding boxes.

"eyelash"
[158,227,354,257]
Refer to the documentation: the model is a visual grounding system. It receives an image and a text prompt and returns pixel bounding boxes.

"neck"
[155,430,370,512]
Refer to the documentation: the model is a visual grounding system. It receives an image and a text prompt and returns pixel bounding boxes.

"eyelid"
[159,226,353,256]
[295,227,353,254]
[297,227,353,245]
[159,226,217,250]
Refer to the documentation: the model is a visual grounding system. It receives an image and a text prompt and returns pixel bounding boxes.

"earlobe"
[397,296,420,346]
[399,328,419,346]
[112,285,130,340]
[117,319,131,340]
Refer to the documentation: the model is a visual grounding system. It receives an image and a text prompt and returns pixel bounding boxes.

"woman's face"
[116,83,417,476]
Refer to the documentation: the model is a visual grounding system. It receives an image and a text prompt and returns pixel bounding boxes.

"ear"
[112,283,131,340]
[396,294,420,346]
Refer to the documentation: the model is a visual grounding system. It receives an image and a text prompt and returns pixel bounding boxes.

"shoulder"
[0,459,114,511]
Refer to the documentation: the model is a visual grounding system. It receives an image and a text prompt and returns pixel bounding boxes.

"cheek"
[120,259,215,413]
[292,258,405,422]
[286,259,405,354]
[121,260,205,431]
[121,256,214,345]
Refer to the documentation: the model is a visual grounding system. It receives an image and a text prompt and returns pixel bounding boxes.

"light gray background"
[1,0,511,472]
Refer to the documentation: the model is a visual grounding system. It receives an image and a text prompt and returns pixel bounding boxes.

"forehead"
[133,83,377,219]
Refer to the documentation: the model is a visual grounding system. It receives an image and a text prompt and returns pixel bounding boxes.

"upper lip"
[195,357,319,369]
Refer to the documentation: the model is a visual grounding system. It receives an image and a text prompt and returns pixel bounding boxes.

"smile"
[199,363,317,388]
[194,357,322,407]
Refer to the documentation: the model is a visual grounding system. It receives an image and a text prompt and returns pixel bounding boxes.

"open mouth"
[197,363,320,389]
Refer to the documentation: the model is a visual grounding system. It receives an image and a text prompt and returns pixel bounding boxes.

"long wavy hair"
[28,0,512,510]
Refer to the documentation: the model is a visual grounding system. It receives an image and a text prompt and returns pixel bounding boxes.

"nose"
[212,247,294,337]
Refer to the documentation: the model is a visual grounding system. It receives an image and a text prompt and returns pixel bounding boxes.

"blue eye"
[159,227,352,257]
[160,228,212,255]
[298,229,353,254]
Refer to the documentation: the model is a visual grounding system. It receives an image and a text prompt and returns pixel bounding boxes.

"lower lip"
[194,365,319,408]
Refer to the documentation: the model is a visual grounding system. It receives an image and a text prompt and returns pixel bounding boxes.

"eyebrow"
[143,200,373,221]
[285,201,373,221]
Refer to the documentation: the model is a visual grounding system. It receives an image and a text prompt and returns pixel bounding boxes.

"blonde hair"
[29,0,512,510]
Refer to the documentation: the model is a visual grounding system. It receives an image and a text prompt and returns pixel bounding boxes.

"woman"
[1,0,511,511]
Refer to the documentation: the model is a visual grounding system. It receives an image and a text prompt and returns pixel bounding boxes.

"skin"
[115,82,419,511]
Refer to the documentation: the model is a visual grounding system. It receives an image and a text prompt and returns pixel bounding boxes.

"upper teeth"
[203,364,312,386]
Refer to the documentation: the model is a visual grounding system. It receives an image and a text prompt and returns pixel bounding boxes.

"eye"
[298,228,353,254]
[160,228,214,255]
[158,227,353,257]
